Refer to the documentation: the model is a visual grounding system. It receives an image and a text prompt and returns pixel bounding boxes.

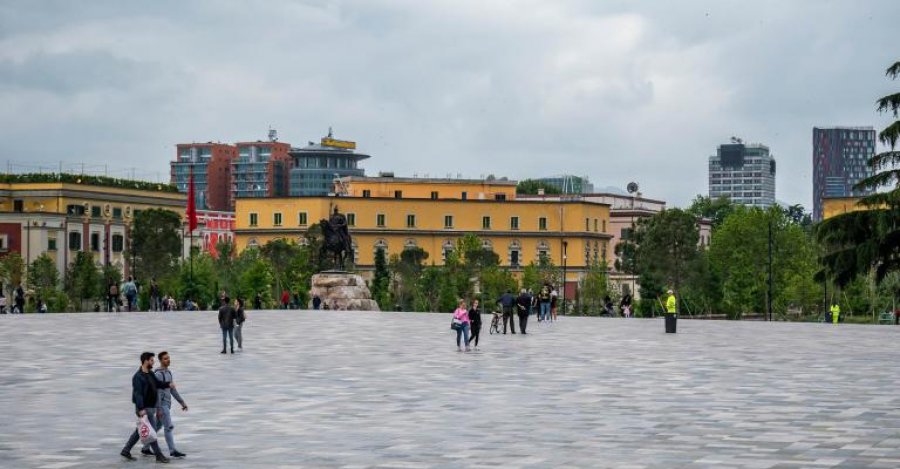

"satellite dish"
[627,182,639,194]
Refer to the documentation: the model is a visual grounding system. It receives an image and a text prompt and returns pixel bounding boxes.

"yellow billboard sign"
[321,137,356,150]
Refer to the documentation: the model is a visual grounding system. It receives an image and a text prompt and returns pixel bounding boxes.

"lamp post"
[561,240,568,315]
[626,182,639,299]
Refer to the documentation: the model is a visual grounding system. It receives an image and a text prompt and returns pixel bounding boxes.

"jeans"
[150,295,161,311]
[222,327,234,351]
[126,293,136,312]
[150,406,178,453]
[539,302,550,321]
[124,408,163,456]
[455,323,470,347]
[234,323,243,348]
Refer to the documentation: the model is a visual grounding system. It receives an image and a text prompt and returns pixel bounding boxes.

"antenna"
[268,127,278,142]
[328,126,334,138]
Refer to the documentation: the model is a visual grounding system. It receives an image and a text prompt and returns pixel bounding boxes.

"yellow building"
[234,177,613,291]
[821,196,867,220]
[0,178,186,280]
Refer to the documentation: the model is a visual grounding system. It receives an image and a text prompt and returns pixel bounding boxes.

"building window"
[539,217,547,230]
[482,216,491,229]
[249,213,258,227]
[374,239,388,257]
[442,240,454,262]
[0,235,6,251]
[298,212,308,226]
[112,207,123,219]
[510,216,519,230]
[347,213,356,227]
[47,237,57,251]
[495,194,506,201]
[273,212,283,226]
[461,191,467,200]
[537,240,550,260]
[510,250,520,267]
[444,215,453,229]
[66,204,85,216]
[69,232,82,251]
[90,232,100,252]
[404,238,417,250]
[594,219,598,232]
[585,218,590,231]
[431,191,439,200]
[362,190,371,198]
[13,199,23,212]
[92,206,101,218]
[394,190,403,199]
[602,220,606,232]
[112,234,124,253]
[376,214,386,227]
[406,214,416,228]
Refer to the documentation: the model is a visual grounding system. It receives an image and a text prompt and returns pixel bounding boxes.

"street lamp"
[626,182,639,300]
[561,240,568,315]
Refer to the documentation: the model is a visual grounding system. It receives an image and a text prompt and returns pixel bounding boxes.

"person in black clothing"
[620,292,633,318]
[253,292,262,310]
[516,289,532,334]
[497,290,516,334]
[218,297,236,354]
[14,284,25,314]
[120,352,172,463]
[234,298,246,350]
[467,299,482,349]
[312,295,321,310]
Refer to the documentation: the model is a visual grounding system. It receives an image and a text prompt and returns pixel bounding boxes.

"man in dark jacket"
[218,297,236,354]
[516,289,532,334]
[497,290,516,334]
[121,352,172,463]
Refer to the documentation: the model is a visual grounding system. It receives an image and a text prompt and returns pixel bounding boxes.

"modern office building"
[170,143,237,211]
[289,131,370,196]
[0,175,185,281]
[812,127,876,221]
[534,175,594,194]
[234,176,613,300]
[232,134,291,203]
[708,139,776,207]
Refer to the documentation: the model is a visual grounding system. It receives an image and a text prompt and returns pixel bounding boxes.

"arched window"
[481,239,493,250]
[374,239,388,257]
[508,240,521,267]
[404,238,418,250]
[442,239,455,262]
[247,238,259,248]
[537,240,550,261]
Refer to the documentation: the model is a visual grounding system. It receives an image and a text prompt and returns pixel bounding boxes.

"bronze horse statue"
[319,210,353,270]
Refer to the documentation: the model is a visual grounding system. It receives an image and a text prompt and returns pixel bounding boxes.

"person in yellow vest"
[830,303,840,324]
[664,289,677,333]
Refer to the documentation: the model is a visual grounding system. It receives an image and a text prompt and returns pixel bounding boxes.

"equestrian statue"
[319,208,354,271]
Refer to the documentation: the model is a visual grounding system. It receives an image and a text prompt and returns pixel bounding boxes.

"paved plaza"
[1,311,899,468]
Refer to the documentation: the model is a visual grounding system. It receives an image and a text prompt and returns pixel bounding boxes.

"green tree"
[390,247,429,311]
[818,60,900,287]
[710,206,820,318]
[522,253,560,293]
[238,253,273,307]
[687,195,736,229]
[633,208,700,313]
[178,253,217,308]
[64,251,100,310]
[131,209,182,283]
[577,263,612,316]
[0,252,25,290]
[27,254,59,290]
[516,179,562,195]
[371,247,391,309]
[480,267,517,310]
[261,238,301,297]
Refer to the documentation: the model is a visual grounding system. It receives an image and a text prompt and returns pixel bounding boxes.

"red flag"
[187,166,198,232]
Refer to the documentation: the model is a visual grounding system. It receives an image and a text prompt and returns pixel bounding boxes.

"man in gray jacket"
[142,351,188,458]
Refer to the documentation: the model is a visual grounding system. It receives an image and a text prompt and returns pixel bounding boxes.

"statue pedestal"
[309,272,380,311]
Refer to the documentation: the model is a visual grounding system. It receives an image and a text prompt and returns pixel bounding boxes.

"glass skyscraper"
[812,127,876,221]
[708,141,776,207]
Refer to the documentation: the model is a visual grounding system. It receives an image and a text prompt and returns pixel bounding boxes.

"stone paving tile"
[1,311,900,468]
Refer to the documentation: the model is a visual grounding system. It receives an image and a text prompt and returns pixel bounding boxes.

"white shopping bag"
[137,414,158,445]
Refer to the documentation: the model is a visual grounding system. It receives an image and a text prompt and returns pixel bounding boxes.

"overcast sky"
[1,0,897,208]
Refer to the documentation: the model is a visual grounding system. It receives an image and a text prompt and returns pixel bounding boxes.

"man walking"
[149,279,161,312]
[664,289,677,333]
[234,298,246,350]
[145,351,188,459]
[218,296,236,354]
[14,284,24,314]
[120,352,172,463]
[538,284,551,322]
[123,276,138,312]
[497,290,516,334]
[516,289,532,334]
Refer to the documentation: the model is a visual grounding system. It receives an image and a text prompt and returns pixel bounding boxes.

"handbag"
[137,414,158,445]
[450,317,462,330]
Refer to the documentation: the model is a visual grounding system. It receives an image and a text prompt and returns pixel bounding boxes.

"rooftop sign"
[321,137,356,150]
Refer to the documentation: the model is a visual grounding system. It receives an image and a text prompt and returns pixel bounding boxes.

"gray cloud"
[0,0,897,207]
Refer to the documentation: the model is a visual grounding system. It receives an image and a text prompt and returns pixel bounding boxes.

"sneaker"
[465,347,471,352]
[141,448,154,457]
[120,450,136,461]
[220,350,226,354]
[231,350,235,354]
[156,455,170,464]
[170,450,186,458]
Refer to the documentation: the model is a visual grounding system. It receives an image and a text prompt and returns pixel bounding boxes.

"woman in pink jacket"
[452,299,471,352]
